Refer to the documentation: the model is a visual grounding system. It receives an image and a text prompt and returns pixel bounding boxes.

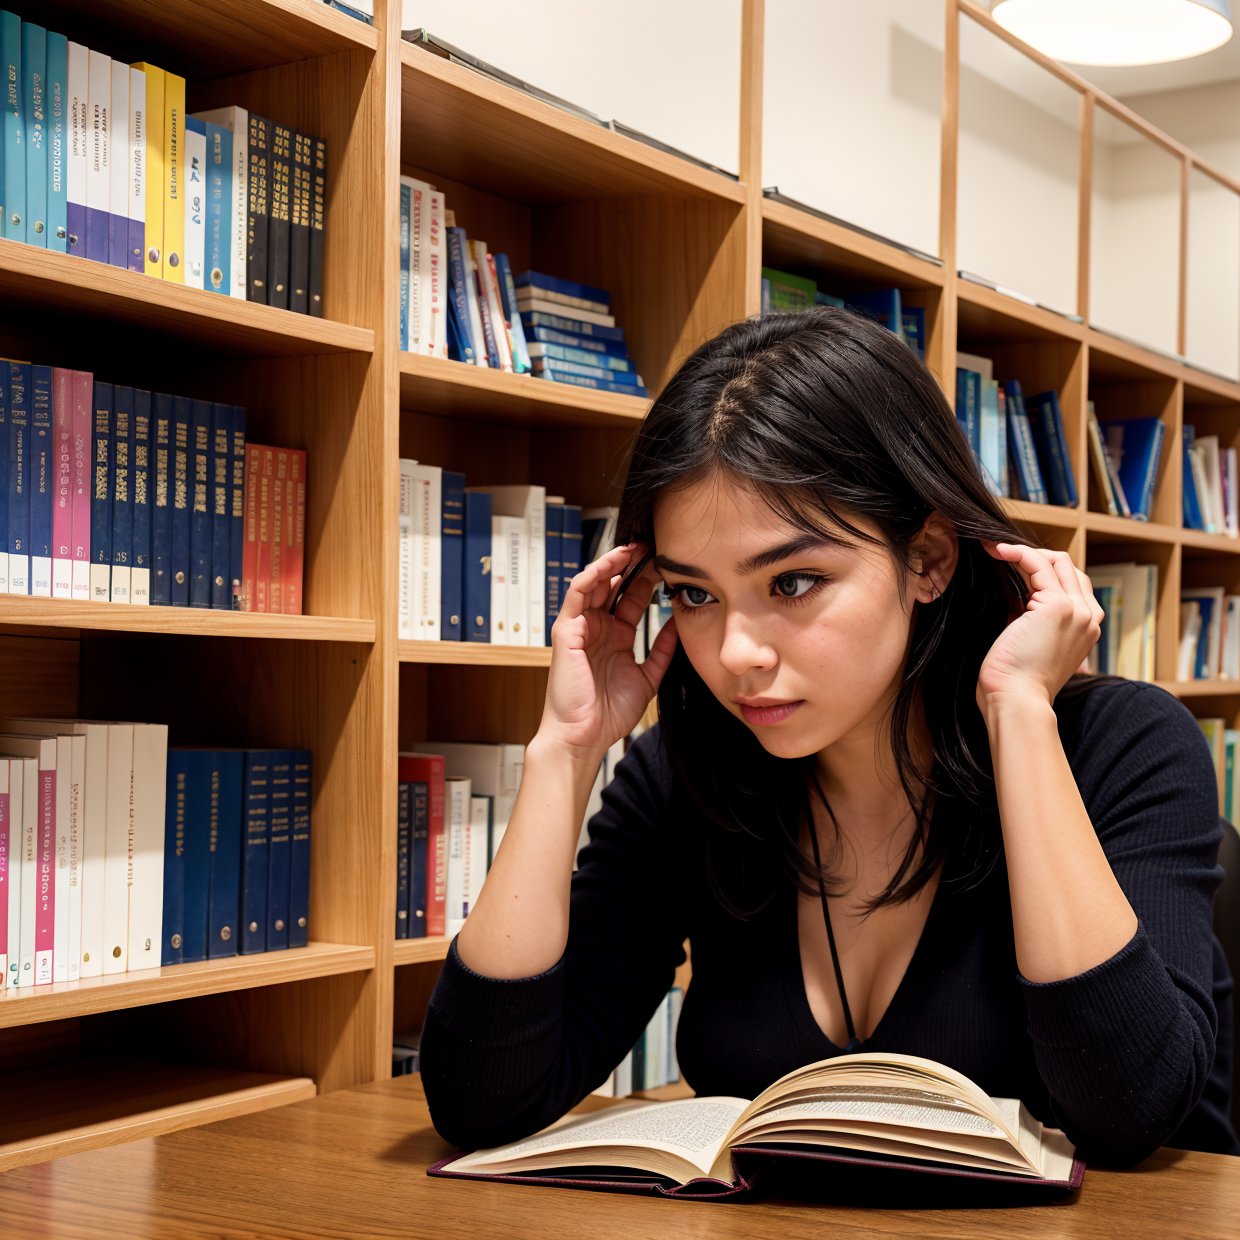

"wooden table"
[0,1076,1237,1239]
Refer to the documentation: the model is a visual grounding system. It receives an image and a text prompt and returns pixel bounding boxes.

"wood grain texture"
[0,634,79,718]
[740,0,766,318]
[0,1076,1236,1239]
[393,937,451,966]
[399,641,552,669]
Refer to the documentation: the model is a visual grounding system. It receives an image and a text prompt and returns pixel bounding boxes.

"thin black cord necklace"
[807,819,858,1048]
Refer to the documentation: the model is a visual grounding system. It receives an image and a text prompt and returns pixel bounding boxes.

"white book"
[85,51,111,269]
[0,738,57,985]
[126,723,167,970]
[407,463,442,639]
[667,987,684,1083]
[426,188,448,359]
[477,486,545,647]
[101,723,133,974]
[465,794,490,920]
[496,514,527,645]
[13,758,35,986]
[398,460,419,641]
[643,994,669,1089]
[423,741,523,866]
[183,118,205,290]
[1226,448,1239,539]
[67,43,89,256]
[1178,602,1202,682]
[0,760,8,987]
[487,516,511,643]
[51,735,73,981]
[3,759,18,988]
[1188,444,1217,535]
[443,775,472,937]
[1197,436,1225,535]
[191,106,248,300]
[108,61,128,269]
[1182,587,1226,680]
[127,67,145,272]
[64,733,85,981]
[955,351,994,382]
[514,291,616,328]
[403,176,425,353]
[614,1049,633,1097]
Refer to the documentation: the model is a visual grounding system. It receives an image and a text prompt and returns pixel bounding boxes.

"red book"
[269,448,288,614]
[285,449,305,615]
[242,444,262,611]
[399,753,445,938]
[255,447,274,613]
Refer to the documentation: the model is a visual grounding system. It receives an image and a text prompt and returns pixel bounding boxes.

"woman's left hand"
[976,542,1105,714]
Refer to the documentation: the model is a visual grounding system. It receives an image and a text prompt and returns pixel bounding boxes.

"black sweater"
[421,678,1239,1165]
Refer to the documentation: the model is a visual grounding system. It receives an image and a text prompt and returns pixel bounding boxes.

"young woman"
[420,307,1238,1165]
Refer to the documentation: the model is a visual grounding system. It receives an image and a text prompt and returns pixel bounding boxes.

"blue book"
[445,287,464,361]
[8,361,31,594]
[515,270,610,308]
[89,380,112,601]
[409,779,428,938]
[161,751,189,966]
[901,307,925,359]
[131,389,151,603]
[493,253,530,372]
[150,393,173,604]
[532,368,648,398]
[1193,595,1218,680]
[45,30,66,252]
[22,23,46,247]
[208,749,244,958]
[180,749,212,964]
[846,288,902,335]
[520,310,625,343]
[228,405,245,609]
[445,226,476,364]
[532,356,645,387]
[440,470,465,641]
[266,750,293,951]
[1,13,24,241]
[28,363,52,595]
[1024,390,1079,508]
[545,500,564,644]
[530,341,635,372]
[110,385,133,601]
[1184,425,1205,531]
[170,396,191,606]
[954,368,981,463]
[1006,407,1049,504]
[398,181,410,350]
[1094,584,1114,675]
[210,404,231,608]
[462,489,492,642]
[560,503,583,614]
[1106,417,1165,522]
[395,780,411,939]
[202,120,231,294]
[288,749,311,948]
[188,398,212,607]
[525,324,630,359]
[240,750,271,955]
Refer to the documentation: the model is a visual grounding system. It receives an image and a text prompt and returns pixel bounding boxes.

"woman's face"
[651,474,930,764]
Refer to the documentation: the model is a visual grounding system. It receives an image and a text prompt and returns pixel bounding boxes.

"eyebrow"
[654,534,839,580]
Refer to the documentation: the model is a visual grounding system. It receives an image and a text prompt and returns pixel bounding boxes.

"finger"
[561,544,642,623]
[612,560,662,630]
[992,543,1063,595]
[1045,550,1087,603]
[640,614,680,689]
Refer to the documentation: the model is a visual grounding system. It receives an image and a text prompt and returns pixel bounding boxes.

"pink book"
[0,765,8,989]
[35,753,56,985]
[52,369,75,598]
[71,370,93,601]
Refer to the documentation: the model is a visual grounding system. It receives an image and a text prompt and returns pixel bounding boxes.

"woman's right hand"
[539,542,680,759]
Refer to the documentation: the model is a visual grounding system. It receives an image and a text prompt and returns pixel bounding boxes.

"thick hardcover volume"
[445,226,476,363]
[462,491,492,642]
[228,407,246,609]
[207,750,243,958]
[7,361,31,595]
[201,119,230,294]
[288,749,310,947]
[28,364,53,597]
[150,393,173,604]
[3,737,58,984]
[269,448,287,613]
[544,500,564,643]
[267,121,292,310]
[409,780,428,938]
[126,66,144,272]
[188,398,212,607]
[161,69,185,281]
[132,62,163,276]
[1025,390,1079,509]
[51,369,73,598]
[66,41,87,256]
[130,389,151,604]
[192,107,247,300]
[240,750,271,955]
[308,135,326,316]
[183,117,206,290]
[289,131,312,313]
[242,443,261,611]
[161,752,187,966]
[209,404,231,608]
[84,49,109,263]
[246,113,271,303]
[400,754,445,937]
[177,751,210,964]
[255,446,274,612]
[23,23,47,247]
[285,447,305,615]
[1,13,23,241]
[70,370,91,599]
[107,58,128,266]
[170,395,191,605]
[266,751,292,951]
[129,723,168,970]
[440,470,465,640]
[109,385,133,603]
[395,780,411,938]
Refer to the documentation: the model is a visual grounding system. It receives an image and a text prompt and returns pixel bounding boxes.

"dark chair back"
[1215,821,1240,1136]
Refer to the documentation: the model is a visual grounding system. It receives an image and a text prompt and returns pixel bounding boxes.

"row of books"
[1088,562,1158,681]
[592,987,684,1098]
[760,266,926,361]
[1178,588,1240,683]
[0,15,326,313]
[1183,426,1239,538]
[0,366,305,613]
[1086,405,1165,522]
[1199,721,1240,824]
[392,1026,422,1077]
[163,748,312,966]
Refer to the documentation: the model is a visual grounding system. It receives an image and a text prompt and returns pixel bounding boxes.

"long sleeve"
[1020,681,1224,1166]
[420,728,689,1151]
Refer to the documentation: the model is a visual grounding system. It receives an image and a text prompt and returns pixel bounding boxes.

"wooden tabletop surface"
[0,1075,1237,1239]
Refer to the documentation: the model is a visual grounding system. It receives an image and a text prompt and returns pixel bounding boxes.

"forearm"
[985,693,1138,983]
[455,733,605,979]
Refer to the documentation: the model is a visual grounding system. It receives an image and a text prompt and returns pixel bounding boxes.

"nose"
[717,608,777,677]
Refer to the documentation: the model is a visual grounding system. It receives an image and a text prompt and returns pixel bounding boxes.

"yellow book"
[132,62,163,278]
[162,69,185,283]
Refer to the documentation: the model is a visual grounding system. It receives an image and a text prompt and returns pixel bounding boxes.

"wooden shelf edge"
[0,598,376,642]
[0,942,377,1028]
[1083,512,1181,545]
[1001,499,1084,530]
[398,639,551,668]
[261,0,380,53]
[956,280,1086,342]
[394,938,451,966]
[0,1063,317,1173]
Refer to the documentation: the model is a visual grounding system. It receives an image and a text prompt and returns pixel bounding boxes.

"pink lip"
[738,700,803,726]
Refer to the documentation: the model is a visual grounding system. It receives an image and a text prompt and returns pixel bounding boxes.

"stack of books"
[1087,404,1166,522]
[1183,425,1238,537]
[1178,588,1240,682]
[1087,563,1159,680]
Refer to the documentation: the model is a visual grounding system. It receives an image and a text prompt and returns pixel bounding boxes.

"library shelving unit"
[6,0,1240,1169]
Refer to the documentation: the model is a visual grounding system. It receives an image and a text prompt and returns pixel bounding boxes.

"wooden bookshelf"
[7,0,1240,1170]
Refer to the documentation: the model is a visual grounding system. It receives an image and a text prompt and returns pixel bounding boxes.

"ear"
[912,511,958,604]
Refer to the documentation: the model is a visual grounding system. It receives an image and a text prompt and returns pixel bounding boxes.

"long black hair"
[614,306,1106,917]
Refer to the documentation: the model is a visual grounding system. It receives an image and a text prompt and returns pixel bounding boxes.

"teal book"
[44,30,65,250]
[21,22,45,246]
[2,11,24,240]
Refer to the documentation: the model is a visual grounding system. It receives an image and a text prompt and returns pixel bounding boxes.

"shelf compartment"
[1088,329,1183,385]
[399,640,552,668]
[0,1059,316,1172]
[956,281,1085,346]
[0,241,373,359]
[0,598,375,643]
[399,353,647,429]
[399,43,745,207]
[0,942,375,1028]
[1001,499,1084,532]
[394,938,452,966]
[1084,512,1181,546]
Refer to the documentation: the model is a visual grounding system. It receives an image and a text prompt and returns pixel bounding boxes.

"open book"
[429,1051,1083,1200]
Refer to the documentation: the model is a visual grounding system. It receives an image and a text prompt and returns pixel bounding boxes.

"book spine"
[545,501,563,643]
[14,758,33,986]
[308,135,325,316]
[124,720,167,971]
[407,181,424,353]
[161,751,186,966]
[240,751,270,954]
[484,254,513,371]
[7,361,30,595]
[170,395,191,605]
[560,503,582,612]
[472,243,502,368]
[51,368,72,598]
[463,490,492,642]
[266,751,292,951]
[101,724,131,974]
[445,227,476,363]
[395,780,411,939]
[22,23,46,247]
[210,404,231,608]
[488,515,509,644]
[255,446,273,612]
[289,130,312,314]
[130,389,151,604]
[1,13,23,241]
[132,62,163,276]
[202,121,229,293]
[183,117,205,289]
[0,763,8,987]
[520,310,625,343]
[109,385,132,603]
[409,780,428,938]
[528,340,634,372]
[28,364,53,597]
[229,406,246,609]
[288,750,310,948]
[207,750,243,958]
[34,744,54,984]
[84,50,108,262]
[0,368,6,594]
[427,191,448,358]
[70,370,90,599]
[515,269,611,308]
[267,121,292,309]
[228,109,247,300]
[242,443,261,611]
[188,398,212,606]
[47,31,70,252]
[150,393,172,604]
[398,181,410,351]
[440,470,465,641]
[494,253,531,372]
[51,738,68,981]
[269,447,287,613]
[126,67,144,272]
[525,323,629,356]
[247,113,270,303]
[162,70,185,281]
[107,58,127,266]
[72,725,102,978]
[532,367,647,398]
[66,41,87,256]
[64,735,84,982]
[179,749,213,963]
[444,777,471,936]
[285,447,304,615]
